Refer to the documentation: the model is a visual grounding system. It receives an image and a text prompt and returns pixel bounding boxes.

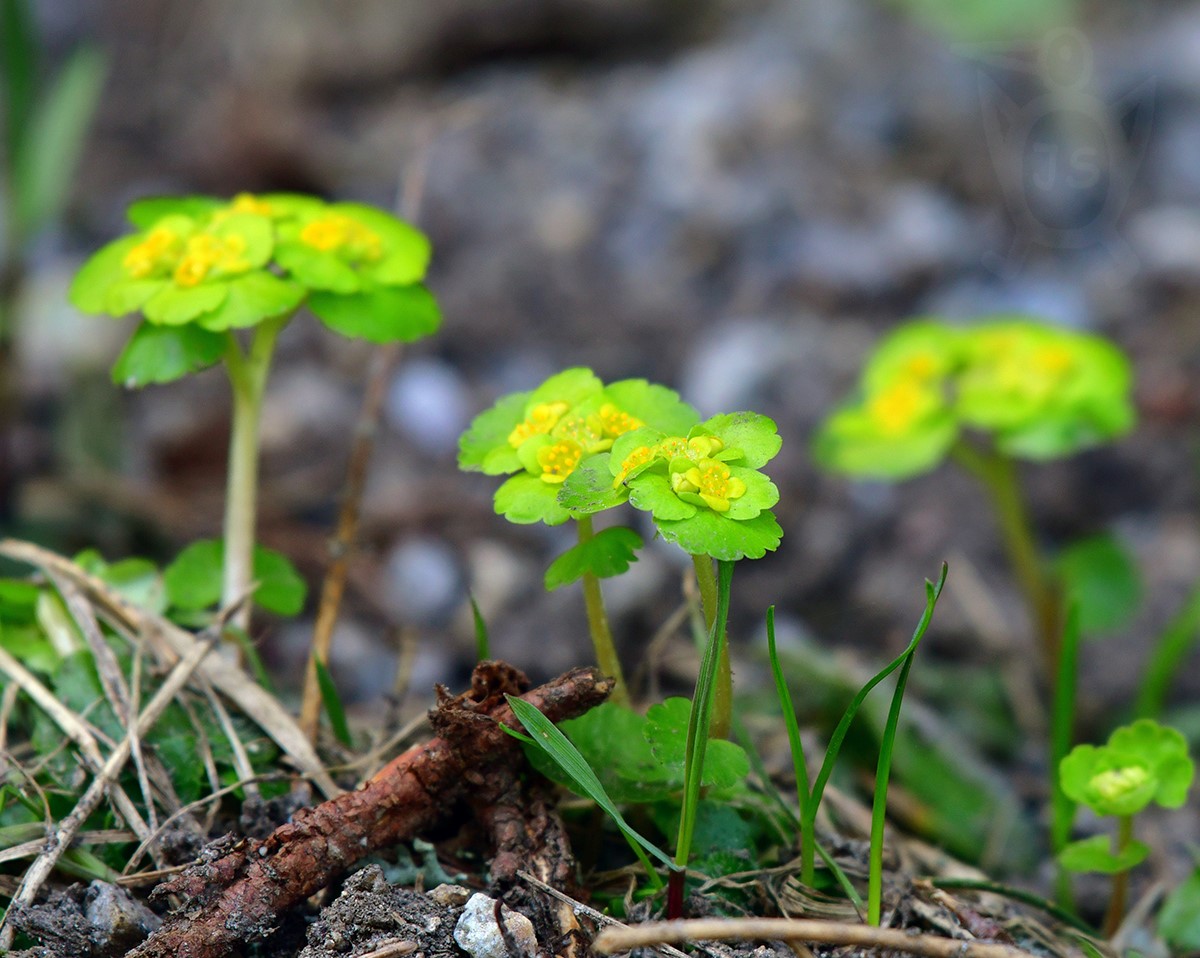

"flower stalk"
[577,515,629,707]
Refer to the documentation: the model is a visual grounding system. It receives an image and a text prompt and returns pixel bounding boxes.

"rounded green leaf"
[458,392,531,474]
[493,473,571,526]
[1058,835,1149,874]
[308,283,441,343]
[544,527,642,590]
[104,278,163,316]
[164,539,306,615]
[812,404,958,480]
[126,195,222,229]
[1106,719,1195,808]
[863,319,964,393]
[69,235,143,313]
[111,322,226,387]
[643,698,750,789]
[209,212,274,272]
[699,412,782,469]
[558,453,628,515]
[196,271,304,331]
[656,509,783,560]
[603,379,699,435]
[274,238,361,293]
[528,367,605,408]
[723,466,779,520]
[627,471,696,521]
[142,282,228,325]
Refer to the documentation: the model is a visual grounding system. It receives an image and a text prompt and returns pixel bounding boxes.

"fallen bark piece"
[127,662,614,958]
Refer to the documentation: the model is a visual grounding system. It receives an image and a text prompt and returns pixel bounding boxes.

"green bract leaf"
[142,283,227,325]
[812,393,958,480]
[557,454,628,515]
[862,319,964,394]
[1055,534,1141,636]
[1059,719,1195,817]
[643,697,750,791]
[458,393,531,475]
[544,527,642,590]
[697,412,782,469]
[308,282,441,343]
[164,540,307,615]
[274,238,360,292]
[493,473,571,526]
[603,379,699,436]
[1058,835,1149,874]
[111,321,226,387]
[656,509,783,561]
[126,196,223,229]
[196,271,305,331]
[69,235,145,314]
[627,471,696,521]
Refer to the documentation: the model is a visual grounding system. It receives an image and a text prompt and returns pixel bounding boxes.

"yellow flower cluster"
[300,213,383,262]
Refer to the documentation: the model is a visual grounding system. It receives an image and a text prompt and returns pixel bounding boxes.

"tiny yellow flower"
[300,213,383,261]
[672,458,746,512]
[508,401,570,448]
[536,440,584,484]
[867,379,934,436]
[597,403,644,439]
[1092,766,1150,803]
[613,444,656,487]
[122,226,183,279]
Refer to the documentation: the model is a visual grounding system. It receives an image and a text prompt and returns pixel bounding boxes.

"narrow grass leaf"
[505,694,673,880]
[1135,583,1200,720]
[469,594,490,662]
[868,568,946,924]
[314,657,352,748]
[676,559,734,869]
[767,606,811,809]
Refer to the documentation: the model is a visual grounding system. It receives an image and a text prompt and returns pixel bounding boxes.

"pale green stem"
[692,554,731,739]
[952,442,1060,682]
[1102,815,1134,939]
[221,315,289,633]
[576,515,629,707]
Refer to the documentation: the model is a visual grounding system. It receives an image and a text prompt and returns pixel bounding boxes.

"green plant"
[69,193,440,632]
[459,368,698,704]
[768,565,946,915]
[1058,719,1195,936]
[815,317,1133,686]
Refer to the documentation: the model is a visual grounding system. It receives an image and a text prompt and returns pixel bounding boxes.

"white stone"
[453,893,537,958]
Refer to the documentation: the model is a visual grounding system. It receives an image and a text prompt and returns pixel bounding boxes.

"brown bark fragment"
[127,663,613,958]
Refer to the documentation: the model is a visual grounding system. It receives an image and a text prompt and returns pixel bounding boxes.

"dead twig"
[0,538,340,798]
[593,918,1043,958]
[298,131,435,743]
[126,663,613,958]
[0,628,220,949]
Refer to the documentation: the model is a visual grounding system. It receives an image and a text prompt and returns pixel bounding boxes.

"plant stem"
[1102,815,1134,938]
[692,554,731,739]
[221,315,288,634]
[576,515,629,707]
[1050,604,1081,913]
[952,442,1060,682]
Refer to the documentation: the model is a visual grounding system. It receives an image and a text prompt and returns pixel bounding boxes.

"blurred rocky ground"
[10,0,1200,730]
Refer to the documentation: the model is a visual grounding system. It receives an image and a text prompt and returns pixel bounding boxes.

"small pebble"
[453,893,537,958]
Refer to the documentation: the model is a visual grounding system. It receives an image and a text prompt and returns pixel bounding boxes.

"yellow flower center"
[867,379,931,436]
[171,232,251,287]
[123,226,182,279]
[230,192,273,216]
[508,402,569,448]
[536,440,584,484]
[597,404,644,438]
[300,214,383,261]
[1091,765,1149,802]
[903,353,938,380]
[1032,344,1074,377]
[553,414,608,452]
[671,458,746,512]
[613,445,656,487]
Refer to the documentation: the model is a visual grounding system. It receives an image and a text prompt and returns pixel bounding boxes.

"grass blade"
[505,694,672,884]
[469,594,490,662]
[1135,583,1200,720]
[867,570,946,924]
[314,657,352,748]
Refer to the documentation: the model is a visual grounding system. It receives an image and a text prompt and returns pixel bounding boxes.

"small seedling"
[70,193,440,632]
[1059,718,1194,936]
[815,316,1133,685]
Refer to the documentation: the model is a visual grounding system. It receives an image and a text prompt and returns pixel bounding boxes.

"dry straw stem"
[0,642,150,843]
[593,919,1041,958]
[0,538,340,798]
[0,627,221,949]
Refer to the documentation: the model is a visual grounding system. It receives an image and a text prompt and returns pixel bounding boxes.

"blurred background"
[4,0,1200,759]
